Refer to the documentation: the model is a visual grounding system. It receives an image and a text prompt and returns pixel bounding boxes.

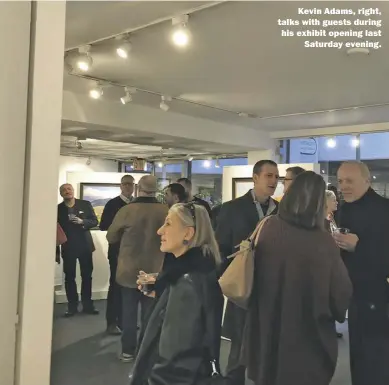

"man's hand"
[71,216,83,225]
[333,233,359,252]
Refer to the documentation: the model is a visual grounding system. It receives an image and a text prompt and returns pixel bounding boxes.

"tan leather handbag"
[219,216,270,310]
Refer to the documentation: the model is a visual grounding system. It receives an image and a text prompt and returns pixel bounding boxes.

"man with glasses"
[283,166,305,194]
[100,175,135,335]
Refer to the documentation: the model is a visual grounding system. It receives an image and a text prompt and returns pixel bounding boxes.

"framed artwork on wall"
[231,177,285,201]
[232,178,253,199]
[80,182,138,228]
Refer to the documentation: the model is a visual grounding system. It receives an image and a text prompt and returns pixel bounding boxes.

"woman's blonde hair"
[325,190,336,200]
[169,203,221,265]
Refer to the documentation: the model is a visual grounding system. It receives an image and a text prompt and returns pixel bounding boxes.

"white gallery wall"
[55,159,148,302]
[0,3,31,384]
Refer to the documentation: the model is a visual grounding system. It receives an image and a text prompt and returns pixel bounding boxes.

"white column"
[0,3,32,385]
[14,2,66,385]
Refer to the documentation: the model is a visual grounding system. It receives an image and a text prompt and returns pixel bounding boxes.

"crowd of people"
[56,159,389,385]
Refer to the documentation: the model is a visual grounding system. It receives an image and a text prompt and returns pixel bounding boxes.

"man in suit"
[100,174,135,335]
[177,177,212,218]
[335,161,389,385]
[216,159,279,385]
[58,183,99,317]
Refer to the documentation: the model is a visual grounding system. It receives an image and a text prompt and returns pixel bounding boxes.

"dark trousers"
[225,301,246,385]
[62,250,93,311]
[348,299,389,385]
[106,257,122,328]
[121,287,153,355]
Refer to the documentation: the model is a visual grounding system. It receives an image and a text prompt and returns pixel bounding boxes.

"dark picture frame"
[79,182,138,229]
[232,177,253,199]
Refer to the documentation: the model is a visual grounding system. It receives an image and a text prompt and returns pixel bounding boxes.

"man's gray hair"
[340,161,371,180]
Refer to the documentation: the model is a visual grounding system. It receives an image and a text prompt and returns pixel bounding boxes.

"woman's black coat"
[129,247,223,385]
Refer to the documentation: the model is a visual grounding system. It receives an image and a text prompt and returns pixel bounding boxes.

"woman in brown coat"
[242,171,352,385]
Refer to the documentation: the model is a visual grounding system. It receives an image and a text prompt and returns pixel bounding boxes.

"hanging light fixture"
[76,45,93,72]
[160,95,172,111]
[171,15,191,48]
[115,35,132,59]
[89,82,103,99]
[215,158,220,168]
[120,86,136,104]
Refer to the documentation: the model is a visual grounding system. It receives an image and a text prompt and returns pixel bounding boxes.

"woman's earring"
[183,239,189,245]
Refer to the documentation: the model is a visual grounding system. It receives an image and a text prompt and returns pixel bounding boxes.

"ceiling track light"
[76,45,93,72]
[89,82,103,99]
[121,86,136,104]
[160,95,172,112]
[115,35,132,59]
[171,14,191,48]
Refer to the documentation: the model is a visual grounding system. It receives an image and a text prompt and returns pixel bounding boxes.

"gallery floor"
[50,301,351,385]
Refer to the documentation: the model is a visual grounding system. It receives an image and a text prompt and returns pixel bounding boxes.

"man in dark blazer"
[216,159,279,385]
[335,161,389,385]
[177,177,212,218]
[100,174,135,335]
[58,183,99,317]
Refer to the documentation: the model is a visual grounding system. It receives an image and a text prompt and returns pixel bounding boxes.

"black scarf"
[155,247,215,295]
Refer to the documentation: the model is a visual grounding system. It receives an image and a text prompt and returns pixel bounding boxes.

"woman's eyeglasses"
[184,203,196,228]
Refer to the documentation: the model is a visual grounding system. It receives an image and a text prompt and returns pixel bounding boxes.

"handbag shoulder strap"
[252,215,271,247]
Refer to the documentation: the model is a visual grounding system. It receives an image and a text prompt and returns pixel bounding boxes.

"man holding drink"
[335,161,389,385]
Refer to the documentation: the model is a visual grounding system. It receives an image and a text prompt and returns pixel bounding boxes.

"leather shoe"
[107,324,122,335]
[82,307,99,315]
[63,309,78,318]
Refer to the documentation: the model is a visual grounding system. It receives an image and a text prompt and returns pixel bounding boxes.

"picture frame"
[80,182,138,228]
[232,177,285,200]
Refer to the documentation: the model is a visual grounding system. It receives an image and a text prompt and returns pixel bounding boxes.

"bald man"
[58,183,99,317]
[335,161,389,385]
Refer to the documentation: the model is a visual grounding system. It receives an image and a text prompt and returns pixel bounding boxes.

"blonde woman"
[130,203,223,385]
[325,190,338,234]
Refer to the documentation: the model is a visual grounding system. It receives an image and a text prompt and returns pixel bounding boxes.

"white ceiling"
[63,1,389,159]
[61,120,248,161]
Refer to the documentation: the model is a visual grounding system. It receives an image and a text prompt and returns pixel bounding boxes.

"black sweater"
[100,195,129,258]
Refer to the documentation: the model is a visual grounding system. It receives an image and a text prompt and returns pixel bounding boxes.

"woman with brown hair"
[242,171,352,385]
